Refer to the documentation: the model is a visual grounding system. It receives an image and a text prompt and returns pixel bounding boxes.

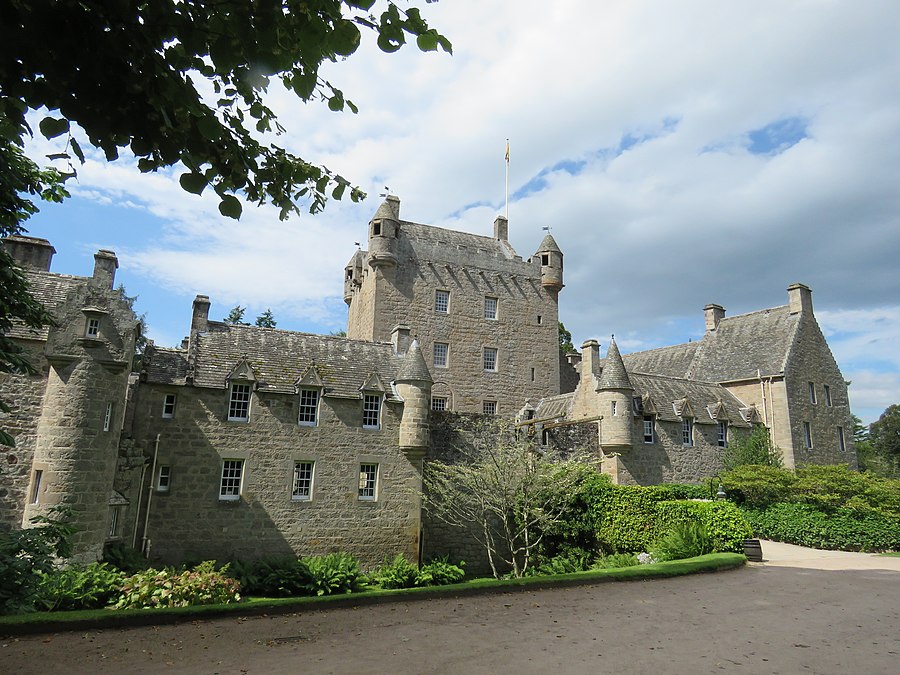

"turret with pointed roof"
[395,339,432,457]
[598,337,634,450]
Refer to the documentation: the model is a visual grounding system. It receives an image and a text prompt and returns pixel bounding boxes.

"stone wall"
[130,382,422,569]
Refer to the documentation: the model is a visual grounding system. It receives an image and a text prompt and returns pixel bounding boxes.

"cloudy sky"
[22,0,900,425]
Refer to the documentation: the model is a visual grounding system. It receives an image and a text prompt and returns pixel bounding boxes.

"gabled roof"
[8,270,85,340]
[622,342,700,378]
[141,345,188,385]
[628,373,750,425]
[295,365,324,389]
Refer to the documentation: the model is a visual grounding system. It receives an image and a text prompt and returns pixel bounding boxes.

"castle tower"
[535,233,564,300]
[597,337,633,449]
[367,195,400,269]
[395,340,433,457]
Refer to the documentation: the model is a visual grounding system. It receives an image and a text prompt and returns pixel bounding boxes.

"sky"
[20,0,900,426]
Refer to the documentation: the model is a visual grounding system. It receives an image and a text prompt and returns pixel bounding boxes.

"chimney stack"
[391,324,411,355]
[704,304,725,332]
[92,249,118,288]
[3,235,55,271]
[580,339,602,385]
[493,215,509,241]
[787,283,813,315]
[191,295,210,333]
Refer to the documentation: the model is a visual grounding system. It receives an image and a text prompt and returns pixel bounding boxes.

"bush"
[650,522,714,562]
[793,465,900,520]
[656,500,752,553]
[592,553,639,569]
[743,503,900,552]
[103,541,151,573]
[305,552,367,596]
[417,557,465,586]
[723,424,783,470]
[228,556,312,597]
[114,561,241,609]
[585,481,662,553]
[37,562,125,611]
[371,554,420,589]
[719,464,796,507]
[528,549,594,576]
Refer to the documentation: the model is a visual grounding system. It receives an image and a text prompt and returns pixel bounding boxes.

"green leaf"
[179,172,208,195]
[218,194,243,219]
[346,100,359,114]
[377,30,404,53]
[327,93,344,112]
[39,117,69,140]
[69,137,85,163]
[332,181,346,200]
[416,32,438,52]
[197,115,222,141]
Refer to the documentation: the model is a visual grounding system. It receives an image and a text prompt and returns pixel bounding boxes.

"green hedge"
[743,503,900,552]
[656,501,752,553]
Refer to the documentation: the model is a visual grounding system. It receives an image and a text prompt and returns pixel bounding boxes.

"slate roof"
[146,322,406,400]
[396,340,433,383]
[598,338,632,390]
[7,270,85,340]
[629,373,750,426]
[622,342,699,378]
[537,233,562,254]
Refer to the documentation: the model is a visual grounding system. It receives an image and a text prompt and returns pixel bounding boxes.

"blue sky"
[21,0,900,426]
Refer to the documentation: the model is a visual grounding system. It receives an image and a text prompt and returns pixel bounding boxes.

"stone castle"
[0,196,856,565]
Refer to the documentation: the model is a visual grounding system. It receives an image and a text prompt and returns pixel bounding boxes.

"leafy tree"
[867,405,900,477]
[2,0,450,220]
[558,321,575,355]
[255,308,277,328]
[224,305,249,325]
[721,424,783,471]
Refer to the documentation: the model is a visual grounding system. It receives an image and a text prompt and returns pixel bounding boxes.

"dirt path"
[3,563,898,674]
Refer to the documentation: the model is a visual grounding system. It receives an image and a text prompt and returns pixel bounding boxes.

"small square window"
[435,290,449,314]
[824,385,832,407]
[220,459,244,500]
[483,400,497,415]
[162,394,177,418]
[103,402,114,432]
[682,418,693,446]
[483,347,498,372]
[433,342,449,368]
[803,422,813,449]
[228,383,252,422]
[431,396,447,411]
[156,465,171,492]
[484,297,498,320]
[292,461,315,501]
[298,388,320,426]
[363,394,381,429]
[717,421,728,448]
[86,317,100,338]
[358,463,378,501]
[808,382,817,404]
[643,416,654,444]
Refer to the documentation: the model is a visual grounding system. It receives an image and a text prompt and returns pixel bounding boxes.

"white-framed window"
[30,470,43,504]
[483,400,497,415]
[228,383,252,422]
[86,317,100,338]
[682,418,693,446]
[803,421,813,449]
[837,426,846,452]
[363,394,381,429]
[219,459,244,500]
[808,381,817,404]
[824,384,832,407]
[108,506,121,538]
[431,396,447,411]
[433,342,449,368]
[643,416,654,444]
[162,394,177,418]
[717,421,728,448]
[292,461,315,501]
[483,347,498,372]
[156,465,171,492]
[484,297,498,320]
[358,463,378,501]
[434,289,449,314]
[103,402,114,431]
[298,388,320,426]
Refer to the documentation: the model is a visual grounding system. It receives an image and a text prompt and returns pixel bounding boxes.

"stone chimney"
[565,351,582,368]
[493,215,509,241]
[191,295,211,333]
[787,283,813,315]
[391,324,411,355]
[92,249,118,288]
[3,235,56,271]
[704,303,725,332]
[580,339,602,384]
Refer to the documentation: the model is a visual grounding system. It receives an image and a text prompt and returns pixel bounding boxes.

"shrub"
[305,552,367,596]
[417,557,465,586]
[656,500,752,553]
[793,465,900,520]
[37,562,125,611]
[743,503,900,552]
[228,556,312,597]
[371,554,420,589]
[719,464,796,507]
[592,553,639,569]
[585,481,662,553]
[103,541,151,573]
[722,424,783,470]
[650,522,714,562]
[114,561,241,609]
[528,549,594,576]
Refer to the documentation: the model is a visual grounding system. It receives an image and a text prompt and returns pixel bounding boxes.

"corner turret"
[395,339,432,458]
[598,337,633,449]
[367,195,401,269]
[535,232,563,298]
[343,249,365,305]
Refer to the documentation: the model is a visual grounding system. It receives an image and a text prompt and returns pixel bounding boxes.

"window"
[633,397,644,414]
[611,400,618,416]
[108,507,121,538]
[434,289,449,313]
[162,394,177,418]
[682,418,693,446]
[484,297,498,320]
[483,347,498,372]
[531,367,535,382]
[803,422,813,449]
[363,394,381,429]
[156,465,171,492]
[717,421,728,448]
[228,383,252,422]
[30,470,42,504]
[537,315,543,325]
[103,402,114,432]
[483,400,497,415]
[824,385,832,407]
[837,426,846,452]
[431,396,447,411]
[372,221,381,236]
[643,416,654,443]
[298,388,320,426]
[86,317,100,338]
[219,459,244,500]
[433,342,449,368]
[292,461,315,501]
[541,253,549,266]
[358,463,378,501]
[808,382,817,404]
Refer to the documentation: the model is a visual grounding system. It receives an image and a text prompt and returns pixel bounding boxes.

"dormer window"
[363,394,381,429]
[298,388,320,426]
[86,317,100,338]
[228,383,252,422]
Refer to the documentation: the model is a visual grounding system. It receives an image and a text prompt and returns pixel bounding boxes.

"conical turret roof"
[396,340,433,383]
[536,233,561,254]
[372,195,400,222]
[598,337,633,390]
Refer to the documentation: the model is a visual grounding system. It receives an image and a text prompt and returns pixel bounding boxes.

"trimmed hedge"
[657,501,752,553]
[743,503,900,552]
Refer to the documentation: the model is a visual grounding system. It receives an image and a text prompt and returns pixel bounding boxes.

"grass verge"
[0,553,744,635]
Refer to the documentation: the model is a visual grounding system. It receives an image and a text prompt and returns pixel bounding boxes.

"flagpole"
[505,138,509,221]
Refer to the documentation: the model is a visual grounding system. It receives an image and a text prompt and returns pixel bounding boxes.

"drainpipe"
[131,460,148,549]
[142,434,160,557]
